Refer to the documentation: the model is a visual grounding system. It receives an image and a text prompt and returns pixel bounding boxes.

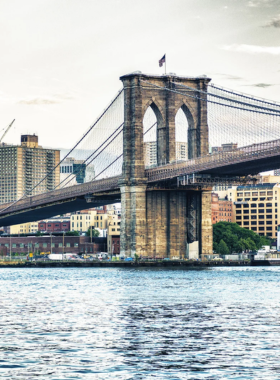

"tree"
[66,230,79,236]
[213,222,271,253]
[36,230,43,236]
[217,239,230,255]
[86,228,100,237]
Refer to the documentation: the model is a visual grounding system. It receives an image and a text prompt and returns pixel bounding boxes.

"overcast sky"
[0,0,279,149]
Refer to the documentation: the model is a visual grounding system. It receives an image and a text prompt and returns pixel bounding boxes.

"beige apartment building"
[0,134,60,204]
[230,183,280,238]
[212,176,280,239]
[8,222,39,234]
[70,209,119,232]
[70,212,93,232]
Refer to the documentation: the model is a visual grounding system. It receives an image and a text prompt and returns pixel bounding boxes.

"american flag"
[159,54,165,67]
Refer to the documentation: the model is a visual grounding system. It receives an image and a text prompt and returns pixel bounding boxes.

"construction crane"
[0,119,15,144]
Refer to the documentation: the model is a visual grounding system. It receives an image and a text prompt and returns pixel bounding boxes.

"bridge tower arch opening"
[175,103,197,160]
[143,101,168,167]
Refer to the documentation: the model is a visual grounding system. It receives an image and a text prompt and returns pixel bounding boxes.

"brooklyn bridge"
[0,72,280,258]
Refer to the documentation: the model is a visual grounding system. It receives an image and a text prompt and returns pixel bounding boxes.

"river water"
[1,267,280,379]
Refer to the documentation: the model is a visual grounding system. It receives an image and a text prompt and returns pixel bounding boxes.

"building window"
[43,243,47,248]
[66,243,70,247]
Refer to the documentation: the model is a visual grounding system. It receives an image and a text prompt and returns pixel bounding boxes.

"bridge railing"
[146,138,280,182]
[0,176,120,215]
[1,138,280,216]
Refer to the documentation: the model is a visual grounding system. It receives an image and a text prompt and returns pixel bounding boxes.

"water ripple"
[0,267,280,379]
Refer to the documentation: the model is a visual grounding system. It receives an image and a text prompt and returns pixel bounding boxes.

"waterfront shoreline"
[0,260,278,268]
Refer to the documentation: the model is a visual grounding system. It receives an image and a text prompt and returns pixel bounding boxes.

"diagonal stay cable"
[58,122,124,189]
[0,89,124,214]
[61,125,124,188]
[93,121,157,181]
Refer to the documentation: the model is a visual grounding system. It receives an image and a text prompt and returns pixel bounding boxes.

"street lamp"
[50,232,52,255]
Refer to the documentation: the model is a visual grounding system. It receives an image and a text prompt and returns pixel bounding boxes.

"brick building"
[211,192,234,224]
[0,235,106,256]
[38,220,70,233]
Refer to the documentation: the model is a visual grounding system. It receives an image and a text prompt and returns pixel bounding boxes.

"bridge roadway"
[1,138,280,226]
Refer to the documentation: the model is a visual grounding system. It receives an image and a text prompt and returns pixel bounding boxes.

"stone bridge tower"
[119,72,212,259]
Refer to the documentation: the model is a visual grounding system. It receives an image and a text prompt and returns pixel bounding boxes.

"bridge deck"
[0,139,280,226]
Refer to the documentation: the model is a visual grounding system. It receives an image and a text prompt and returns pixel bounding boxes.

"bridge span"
[1,137,280,227]
[1,72,280,259]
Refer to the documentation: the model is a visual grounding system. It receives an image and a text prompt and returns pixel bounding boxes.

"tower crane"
[0,119,15,143]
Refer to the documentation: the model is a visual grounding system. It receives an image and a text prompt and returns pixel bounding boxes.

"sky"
[0,0,280,149]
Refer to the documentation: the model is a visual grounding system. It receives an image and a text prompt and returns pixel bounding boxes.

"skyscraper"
[0,135,60,204]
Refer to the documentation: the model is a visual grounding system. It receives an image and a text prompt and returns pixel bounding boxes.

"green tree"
[217,239,230,255]
[36,230,43,236]
[213,222,271,253]
[66,230,79,236]
[86,228,100,237]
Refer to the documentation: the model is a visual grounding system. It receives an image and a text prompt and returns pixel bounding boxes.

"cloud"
[249,83,273,88]
[263,15,280,28]
[247,0,278,7]
[17,93,74,106]
[215,73,243,80]
[18,98,59,105]
[222,44,280,55]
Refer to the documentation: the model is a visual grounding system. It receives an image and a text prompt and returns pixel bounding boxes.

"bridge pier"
[120,187,213,259]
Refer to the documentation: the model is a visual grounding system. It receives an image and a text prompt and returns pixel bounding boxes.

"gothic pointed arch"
[175,100,197,159]
[142,100,166,166]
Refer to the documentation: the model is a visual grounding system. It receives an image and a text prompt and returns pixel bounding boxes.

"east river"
[1,267,280,379]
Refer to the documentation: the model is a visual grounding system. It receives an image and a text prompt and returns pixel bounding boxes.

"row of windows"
[1,242,79,248]
[236,203,277,208]
[236,213,276,219]
[71,215,91,220]
[237,191,275,196]
[236,209,276,215]
[236,217,277,224]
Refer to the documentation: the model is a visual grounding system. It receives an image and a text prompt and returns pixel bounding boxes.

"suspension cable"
[140,80,280,117]
[57,123,124,189]
[174,81,280,114]
[0,89,124,214]
[209,83,280,109]
[93,121,157,180]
